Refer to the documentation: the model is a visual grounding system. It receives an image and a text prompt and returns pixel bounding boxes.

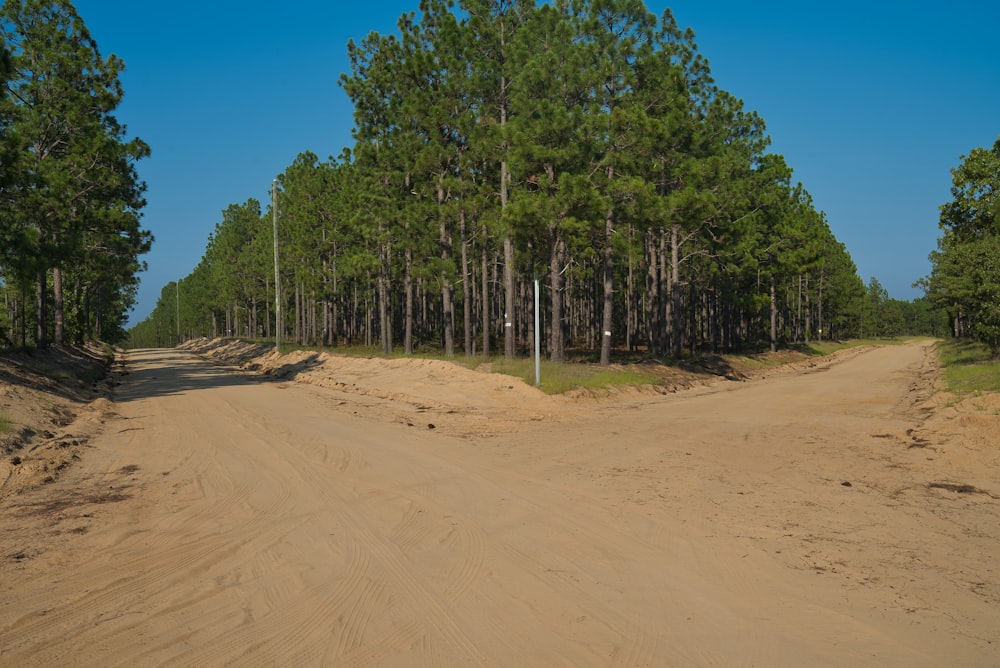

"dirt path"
[1,342,998,666]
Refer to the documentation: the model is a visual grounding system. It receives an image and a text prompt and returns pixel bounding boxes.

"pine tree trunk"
[770,273,778,353]
[295,283,302,344]
[503,236,515,359]
[626,227,634,353]
[53,266,64,345]
[311,294,318,344]
[418,280,426,338]
[36,268,48,349]
[710,282,719,354]
[331,256,339,346]
[18,284,27,348]
[599,167,615,366]
[670,224,681,359]
[320,278,329,346]
[438,182,455,357]
[404,246,414,354]
[441,278,454,356]
[659,230,668,356]
[804,274,811,342]
[264,275,271,339]
[817,266,825,341]
[645,228,659,354]
[500,29,514,360]
[688,283,697,355]
[378,251,391,354]
[481,222,490,358]
[550,230,565,362]
[460,206,472,356]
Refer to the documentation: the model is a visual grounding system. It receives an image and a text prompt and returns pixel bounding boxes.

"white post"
[534,278,540,388]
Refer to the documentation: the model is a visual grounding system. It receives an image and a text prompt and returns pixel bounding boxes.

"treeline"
[924,137,1000,355]
[135,0,885,359]
[0,0,150,349]
[860,278,947,340]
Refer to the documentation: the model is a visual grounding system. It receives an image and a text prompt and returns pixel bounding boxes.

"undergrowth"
[936,339,1000,395]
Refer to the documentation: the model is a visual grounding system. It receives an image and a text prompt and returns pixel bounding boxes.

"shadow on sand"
[111,348,287,403]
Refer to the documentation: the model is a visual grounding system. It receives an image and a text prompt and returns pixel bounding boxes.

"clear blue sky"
[72,1,1000,326]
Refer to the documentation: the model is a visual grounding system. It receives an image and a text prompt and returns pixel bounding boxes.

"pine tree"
[462,0,535,359]
[506,2,598,362]
[1,0,149,347]
[927,137,1000,352]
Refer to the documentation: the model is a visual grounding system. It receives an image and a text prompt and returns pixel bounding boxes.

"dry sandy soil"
[1,339,998,666]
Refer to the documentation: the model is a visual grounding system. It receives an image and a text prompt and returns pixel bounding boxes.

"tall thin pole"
[534,278,540,388]
[175,279,180,345]
[272,178,281,351]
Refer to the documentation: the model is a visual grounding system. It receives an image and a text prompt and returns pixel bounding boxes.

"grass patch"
[723,353,787,370]
[936,339,1000,395]
[492,358,659,395]
[937,339,992,366]
[0,414,10,434]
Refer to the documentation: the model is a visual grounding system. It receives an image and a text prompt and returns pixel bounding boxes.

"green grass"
[936,339,1000,395]
[491,358,660,395]
[0,414,11,434]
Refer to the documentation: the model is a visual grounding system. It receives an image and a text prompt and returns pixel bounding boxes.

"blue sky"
[71,1,1000,325]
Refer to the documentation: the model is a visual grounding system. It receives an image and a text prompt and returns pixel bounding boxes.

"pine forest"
[3,0,946,360]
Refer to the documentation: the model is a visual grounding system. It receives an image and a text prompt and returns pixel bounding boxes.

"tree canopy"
[0,0,150,348]
[131,0,872,360]
[924,137,1000,354]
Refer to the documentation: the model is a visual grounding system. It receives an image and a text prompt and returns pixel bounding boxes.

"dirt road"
[1,342,998,666]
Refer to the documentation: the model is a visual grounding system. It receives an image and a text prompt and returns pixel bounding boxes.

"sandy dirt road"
[1,342,998,666]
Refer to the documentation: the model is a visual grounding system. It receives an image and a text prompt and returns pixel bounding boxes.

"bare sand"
[1,340,998,666]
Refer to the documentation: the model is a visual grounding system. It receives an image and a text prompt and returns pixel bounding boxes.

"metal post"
[534,278,540,388]
[273,179,281,351]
